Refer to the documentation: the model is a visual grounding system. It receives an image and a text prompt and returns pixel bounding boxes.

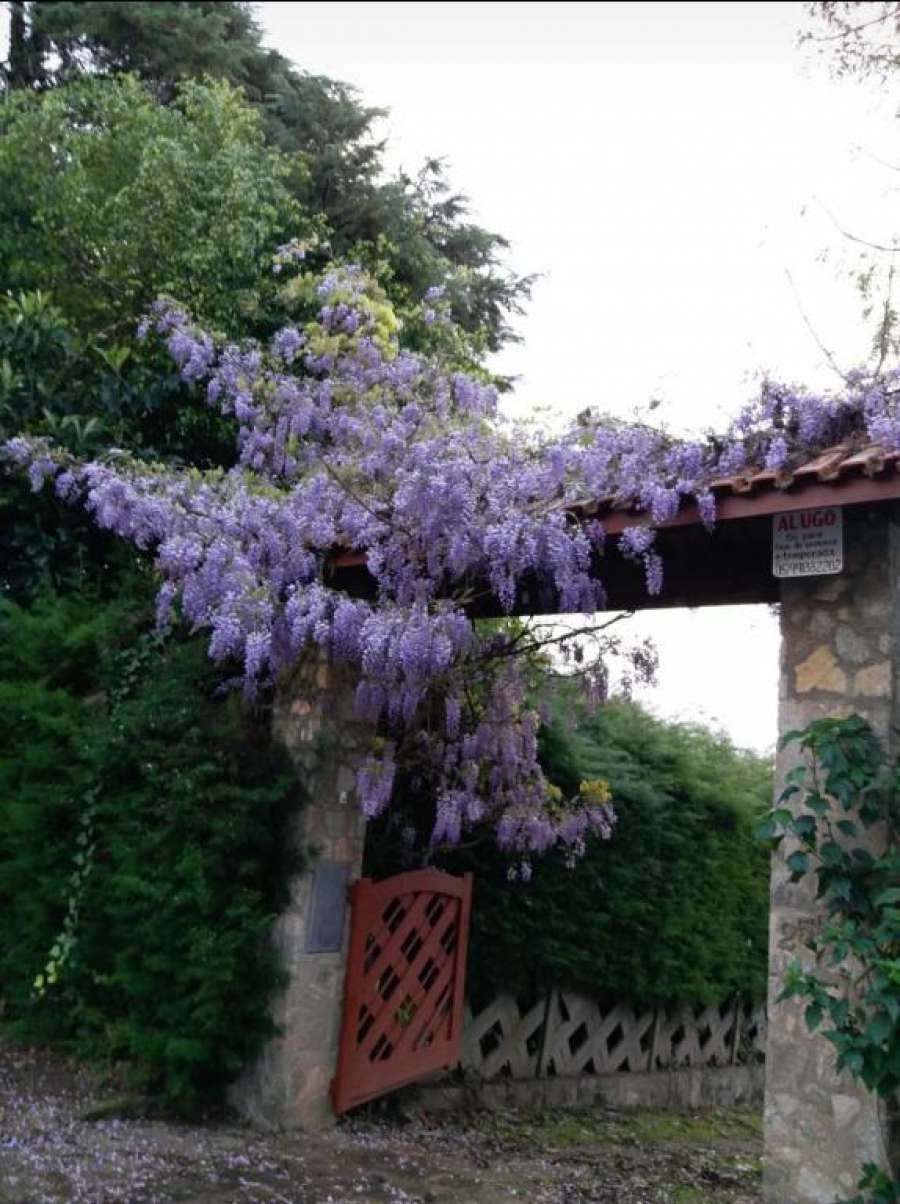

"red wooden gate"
[331,868,473,1114]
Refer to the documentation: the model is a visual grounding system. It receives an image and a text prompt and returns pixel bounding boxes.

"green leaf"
[793,814,818,841]
[831,876,854,902]
[787,850,810,877]
[868,1013,893,1046]
[828,997,850,1027]
[805,1002,824,1031]
[778,729,805,750]
[883,994,900,1024]
[755,815,778,842]
[840,1049,865,1076]
[821,841,846,867]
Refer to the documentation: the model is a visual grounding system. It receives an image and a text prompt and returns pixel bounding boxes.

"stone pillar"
[229,654,371,1130]
[764,507,900,1202]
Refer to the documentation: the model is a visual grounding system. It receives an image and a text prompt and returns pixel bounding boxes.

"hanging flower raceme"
[6,262,900,862]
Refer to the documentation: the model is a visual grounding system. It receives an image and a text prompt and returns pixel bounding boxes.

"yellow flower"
[579,779,612,807]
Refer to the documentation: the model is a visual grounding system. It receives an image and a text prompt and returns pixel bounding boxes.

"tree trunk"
[7,1,31,89]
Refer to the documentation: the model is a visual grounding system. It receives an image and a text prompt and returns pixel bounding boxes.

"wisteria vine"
[6,257,900,866]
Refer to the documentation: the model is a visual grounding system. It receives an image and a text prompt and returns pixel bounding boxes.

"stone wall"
[765,506,900,1202]
[408,1064,765,1116]
[402,988,766,1116]
[228,654,372,1131]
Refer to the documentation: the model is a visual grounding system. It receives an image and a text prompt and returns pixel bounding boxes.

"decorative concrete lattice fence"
[459,991,766,1081]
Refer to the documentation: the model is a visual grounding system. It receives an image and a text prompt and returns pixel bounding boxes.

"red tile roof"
[575,442,900,536]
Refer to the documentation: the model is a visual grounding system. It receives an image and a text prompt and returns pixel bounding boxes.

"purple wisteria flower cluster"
[7,263,900,861]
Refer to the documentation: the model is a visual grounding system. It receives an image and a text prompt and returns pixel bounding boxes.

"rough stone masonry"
[228,653,370,1131]
[765,506,900,1202]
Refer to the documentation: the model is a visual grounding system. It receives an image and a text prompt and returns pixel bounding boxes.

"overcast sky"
[258,0,898,752]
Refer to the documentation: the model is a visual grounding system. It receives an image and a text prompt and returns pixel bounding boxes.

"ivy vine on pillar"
[758,715,900,1203]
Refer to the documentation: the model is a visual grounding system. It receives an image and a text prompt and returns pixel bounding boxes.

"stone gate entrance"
[233,442,900,1204]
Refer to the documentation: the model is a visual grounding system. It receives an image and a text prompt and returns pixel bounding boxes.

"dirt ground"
[0,1042,762,1204]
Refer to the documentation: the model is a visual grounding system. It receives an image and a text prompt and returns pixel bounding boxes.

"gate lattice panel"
[331,869,473,1114]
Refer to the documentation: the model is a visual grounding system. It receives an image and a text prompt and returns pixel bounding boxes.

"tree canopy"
[1,1,532,355]
[0,75,308,339]
[801,2,900,370]
[803,2,900,79]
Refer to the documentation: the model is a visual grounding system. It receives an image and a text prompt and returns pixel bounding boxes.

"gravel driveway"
[0,1041,762,1204]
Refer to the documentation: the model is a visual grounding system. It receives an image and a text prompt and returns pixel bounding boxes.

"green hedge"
[441,694,772,1008]
[1,580,772,1105]
[0,581,302,1111]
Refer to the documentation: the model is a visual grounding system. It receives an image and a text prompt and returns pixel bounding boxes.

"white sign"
[772,507,843,578]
